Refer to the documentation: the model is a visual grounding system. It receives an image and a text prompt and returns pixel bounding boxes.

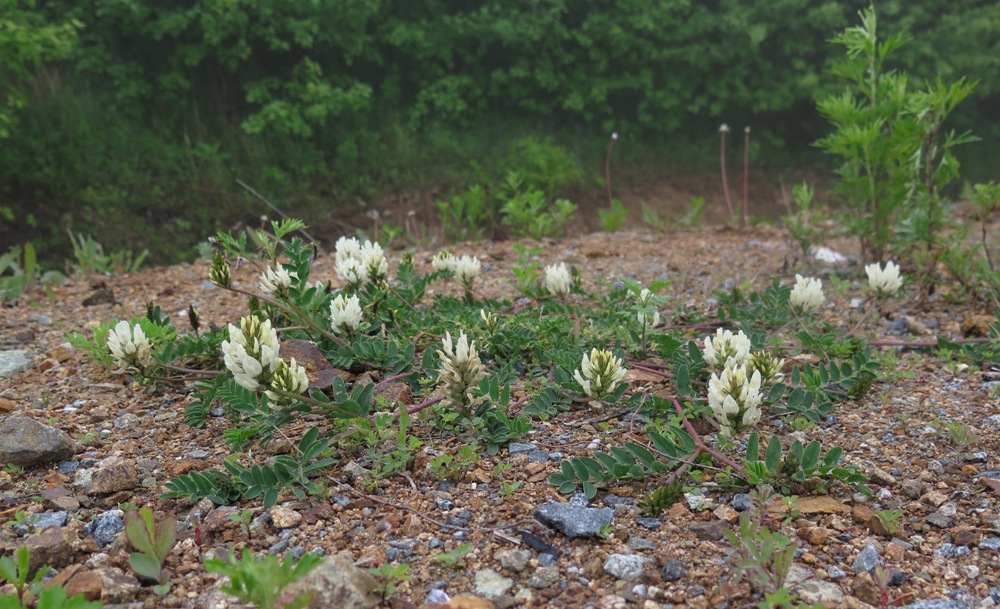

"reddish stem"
[719,126,735,222]
[742,126,751,227]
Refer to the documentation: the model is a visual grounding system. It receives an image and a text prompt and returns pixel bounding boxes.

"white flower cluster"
[329,293,363,337]
[259,265,297,298]
[545,263,572,298]
[574,348,628,400]
[437,331,486,413]
[106,320,153,375]
[265,358,309,404]
[702,328,751,368]
[635,288,660,330]
[790,274,824,314]
[222,315,280,391]
[335,236,388,286]
[708,364,763,438]
[865,261,902,298]
[432,250,481,293]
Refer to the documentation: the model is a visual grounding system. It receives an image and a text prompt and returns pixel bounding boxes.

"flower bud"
[210,252,231,288]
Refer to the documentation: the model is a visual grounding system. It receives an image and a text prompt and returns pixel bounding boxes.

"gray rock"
[569,493,589,507]
[635,517,662,530]
[0,416,75,467]
[474,568,513,599]
[901,601,971,609]
[731,494,753,511]
[0,350,32,378]
[281,552,380,609]
[528,566,560,589]
[424,589,450,604]
[935,544,970,559]
[526,450,550,463]
[534,502,613,538]
[827,566,847,579]
[787,564,844,606]
[86,509,125,547]
[603,495,636,509]
[32,511,68,529]
[603,554,651,582]
[978,537,1000,552]
[989,588,1000,604]
[496,549,531,573]
[853,544,882,573]
[974,470,1000,479]
[926,512,954,528]
[113,414,141,430]
[508,442,536,454]
[628,536,656,551]
[661,558,686,581]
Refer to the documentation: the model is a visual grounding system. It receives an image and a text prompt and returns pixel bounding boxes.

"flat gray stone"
[902,601,971,609]
[474,568,513,599]
[534,502,613,538]
[603,554,651,582]
[0,416,75,467]
[853,544,882,573]
[0,350,32,378]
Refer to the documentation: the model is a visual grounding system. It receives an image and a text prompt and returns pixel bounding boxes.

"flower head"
[865,261,902,298]
[790,275,824,314]
[209,251,231,288]
[480,309,500,334]
[336,257,367,288]
[221,315,280,391]
[708,364,763,438]
[106,320,153,375]
[360,240,388,282]
[334,236,362,266]
[748,350,784,386]
[259,265,297,298]
[265,358,310,404]
[573,348,628,400]
[702,328,751,368]
[719,124,730,133]
[453,255,481,293]
[329,293,363,337]
[438,331,486,414]
[545,262,572,298]
[432,251,457,273]
[637,310,660,330]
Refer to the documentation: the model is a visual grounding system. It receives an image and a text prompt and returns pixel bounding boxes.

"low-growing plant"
[599,199,627,233]
[124,507,176,592]
[0,547,50,604]
[67,232,148,276]
[368,563,412,601]
[204,550,322,609]
[435,543,474,568]
[677,196,706,227]
[437,185,492,242]
[932,418,980,448]
[498,172,577,240]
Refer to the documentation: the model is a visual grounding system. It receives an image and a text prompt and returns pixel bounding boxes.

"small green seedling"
[204,550,322,609]
[125,506,177,589]
[0,546,51,602]
[435,543,474,568]
[368,563,412,601]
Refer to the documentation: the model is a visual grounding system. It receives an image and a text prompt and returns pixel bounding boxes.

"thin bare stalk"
[719,124,735,222]
[235,179,320,247]
[743,126,751,227]
[605,132,618,210]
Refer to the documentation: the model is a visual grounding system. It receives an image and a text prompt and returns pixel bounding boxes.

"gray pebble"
[853,544,882,573]
[661,558,686,581]
[635,517,662,530]
[508,442,536,454]
[32,511,68,529]
[979,537,1000,552]
[86,509,124,547]
[603,554,650,582]
[731,494,753,511]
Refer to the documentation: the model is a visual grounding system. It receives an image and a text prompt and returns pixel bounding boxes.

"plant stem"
[719,125,735,223]
[605,132,618,211]
[743,126,751,227]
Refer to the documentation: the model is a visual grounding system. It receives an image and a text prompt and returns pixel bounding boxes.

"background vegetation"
[1,0,998,264]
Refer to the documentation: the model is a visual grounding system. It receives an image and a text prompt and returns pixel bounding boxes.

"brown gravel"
[1,223,998,609]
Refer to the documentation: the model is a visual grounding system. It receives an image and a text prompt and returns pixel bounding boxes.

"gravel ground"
[0,223,998,609]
